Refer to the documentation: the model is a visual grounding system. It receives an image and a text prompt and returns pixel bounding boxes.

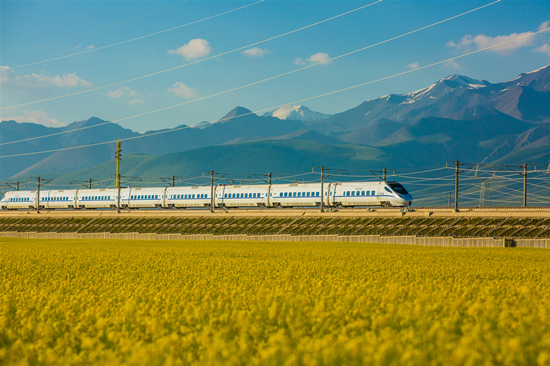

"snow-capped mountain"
[263,105,331,121]
[308,65,550,133]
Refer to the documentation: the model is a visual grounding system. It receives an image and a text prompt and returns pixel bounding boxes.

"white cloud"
[443,60,462,70]
[128,98,144,105]
[168,39,211,60]
[106,86,136,98]
[86,45,95,50]
[535,44,550,57]
[24,72,92,88]
[168,82,197,99]
[243,47,269,57]
[1,66,92,91]
[447,31,535,55]
[407,62,420,69]
[1,110,65,127]
[295,52,331,65]
[539,21,550,32]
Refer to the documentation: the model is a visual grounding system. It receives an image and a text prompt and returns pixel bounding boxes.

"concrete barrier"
[1,231,548,248]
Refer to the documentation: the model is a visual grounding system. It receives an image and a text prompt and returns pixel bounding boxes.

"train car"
[330,181,411,208]
[128,187,166,209]
[1,180,412,211]
[39,189,78,210]
[270,183,321,208]
[77,188,118,209]
[216,184,270,208]
[1,190,36,210]
[165,186,212,208]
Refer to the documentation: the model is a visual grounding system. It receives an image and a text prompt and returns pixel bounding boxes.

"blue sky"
[1,0,549,132]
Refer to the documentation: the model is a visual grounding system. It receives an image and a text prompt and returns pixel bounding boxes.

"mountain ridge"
[2,64,550,181]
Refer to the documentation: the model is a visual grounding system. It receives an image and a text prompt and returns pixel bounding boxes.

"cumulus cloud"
[535,44,550,57]
[128,98,144,105]
[1,110,65,127]
[243,47,269,57]
[0,66,92,91]
[168,39,211,60]
[168,82,197,99]
[294,52,331,65]
[443,60,462,70]
[106,86,137,99]
[407,62,420,69]
[447,31,536,55]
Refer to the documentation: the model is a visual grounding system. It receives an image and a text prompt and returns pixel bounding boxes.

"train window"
[371,191,375,195]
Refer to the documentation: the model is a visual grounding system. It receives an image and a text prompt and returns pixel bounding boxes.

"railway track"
[1,206,550,218]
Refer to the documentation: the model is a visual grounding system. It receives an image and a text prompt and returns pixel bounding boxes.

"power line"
[0,0,502,148]
[2,0,381,110]
[1,1,191,56]
[1,27,546,160]
[9,1,265,69]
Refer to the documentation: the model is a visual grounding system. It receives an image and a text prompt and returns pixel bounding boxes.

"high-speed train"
[0,181,412,210]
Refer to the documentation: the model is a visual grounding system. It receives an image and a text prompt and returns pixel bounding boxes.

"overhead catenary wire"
[0,1,505,149]
[1,1,191,56]
[4,26,548,160]
[2,0,382,111]
[9,1,265,69]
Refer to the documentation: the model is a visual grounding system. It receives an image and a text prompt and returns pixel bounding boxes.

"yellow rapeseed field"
[1,238,549,365]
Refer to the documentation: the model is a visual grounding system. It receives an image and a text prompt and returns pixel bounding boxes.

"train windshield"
[387,182,408,195]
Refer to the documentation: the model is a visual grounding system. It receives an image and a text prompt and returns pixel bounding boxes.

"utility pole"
[369,168,394,182]
[70,179,96,189]
[314,166,349,212]
[30,177,51,214]
[36,177,41,213]
[454,161,459,211]
[206,171,226,213]
[502,163,536,207]
[523,164,537,207]
[320,166,325,212]
[1,181,24,191]
[210,170,215,213]
[116,141,121,214]
[448,192,452,208]
[447,161,472,212]
[160,176,182,187]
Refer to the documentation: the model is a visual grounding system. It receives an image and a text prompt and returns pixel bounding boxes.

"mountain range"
[1,64,550,186]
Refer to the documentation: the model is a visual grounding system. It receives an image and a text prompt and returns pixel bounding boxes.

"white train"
[0,181,412,210]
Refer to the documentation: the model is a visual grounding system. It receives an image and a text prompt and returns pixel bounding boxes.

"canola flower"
[1,238,549,365]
